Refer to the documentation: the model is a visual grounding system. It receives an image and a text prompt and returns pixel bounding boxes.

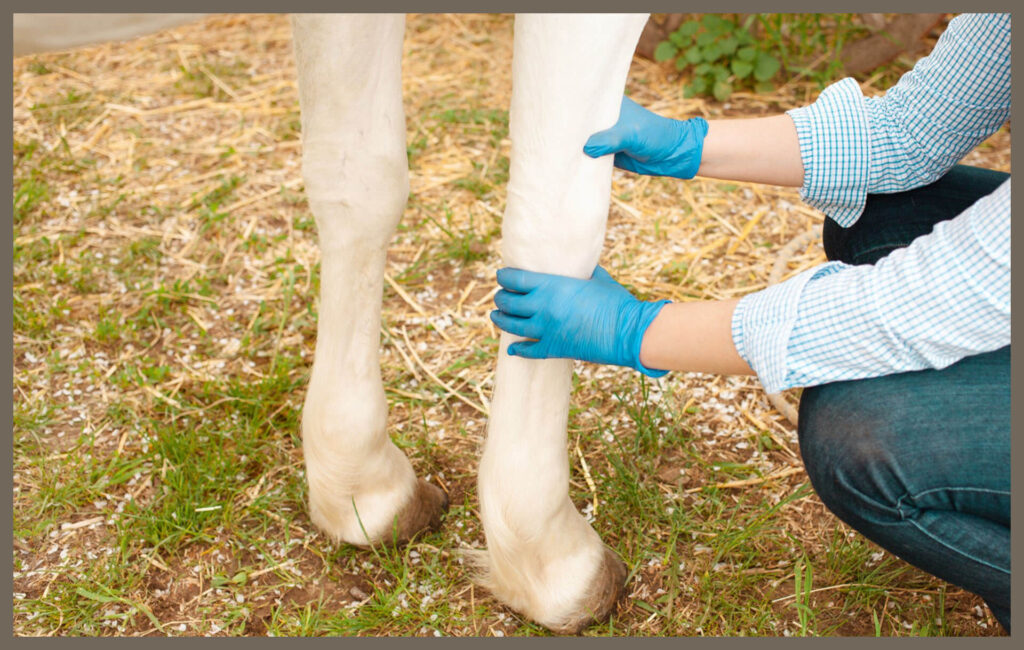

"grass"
[12,13,1008,638]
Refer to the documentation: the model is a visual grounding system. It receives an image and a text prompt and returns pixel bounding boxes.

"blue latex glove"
[490,265,670,377]
[583,95,709,179]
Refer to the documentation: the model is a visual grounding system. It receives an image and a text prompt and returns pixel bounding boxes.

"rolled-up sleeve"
[732,179,1010,393]
[786,13,1011,227]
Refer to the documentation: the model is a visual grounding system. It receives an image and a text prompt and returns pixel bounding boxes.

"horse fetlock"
[473,515,628,633]
[306,457,447,546]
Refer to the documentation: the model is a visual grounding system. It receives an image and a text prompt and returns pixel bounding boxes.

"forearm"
[639,299,753,376]
[697,114,804,187]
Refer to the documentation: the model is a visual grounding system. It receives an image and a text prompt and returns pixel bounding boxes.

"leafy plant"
[755,13,864,88]
[654,14,780,101]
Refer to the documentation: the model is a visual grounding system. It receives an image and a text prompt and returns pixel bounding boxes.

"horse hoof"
[550,545,628,635]
[389,478,449,544]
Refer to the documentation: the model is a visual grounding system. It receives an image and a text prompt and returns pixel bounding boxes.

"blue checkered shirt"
[731,13,1011,393]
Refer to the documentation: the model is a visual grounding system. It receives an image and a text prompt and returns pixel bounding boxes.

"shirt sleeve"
[732,179,1010,393]
[786,13,1011,227]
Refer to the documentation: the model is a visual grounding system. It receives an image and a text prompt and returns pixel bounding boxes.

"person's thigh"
[798,346,1010,621]
[823,165,1010,265]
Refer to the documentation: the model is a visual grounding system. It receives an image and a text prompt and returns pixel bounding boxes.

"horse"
[13,13,652,633]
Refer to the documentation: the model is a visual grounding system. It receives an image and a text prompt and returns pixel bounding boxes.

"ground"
[12,13,1010,637]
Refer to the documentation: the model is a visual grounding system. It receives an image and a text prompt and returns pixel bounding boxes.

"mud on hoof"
[551,545,628,635]
[386,478,449,545]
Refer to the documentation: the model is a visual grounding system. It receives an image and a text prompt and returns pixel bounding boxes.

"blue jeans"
[798,165,1011,632]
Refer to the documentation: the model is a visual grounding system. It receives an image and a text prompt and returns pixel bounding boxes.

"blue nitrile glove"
[583,95,709,179]
[490,265,670,377]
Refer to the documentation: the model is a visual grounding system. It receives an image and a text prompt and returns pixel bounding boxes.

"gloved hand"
[490,265,670,377]
[584,95,709,179]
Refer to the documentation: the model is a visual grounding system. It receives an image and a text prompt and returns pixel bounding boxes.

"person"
[489,13,1010,632]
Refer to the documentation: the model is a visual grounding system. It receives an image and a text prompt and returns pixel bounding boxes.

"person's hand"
[490,265,670,377]
[584,95,708,179]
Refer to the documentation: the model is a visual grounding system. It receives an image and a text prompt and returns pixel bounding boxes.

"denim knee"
[797,355,1011,632]
[798,347,1010,525]
[797,381,906,526]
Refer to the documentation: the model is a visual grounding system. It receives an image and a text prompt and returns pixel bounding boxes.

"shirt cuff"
[786,77,871,227]
[731,262,849,393]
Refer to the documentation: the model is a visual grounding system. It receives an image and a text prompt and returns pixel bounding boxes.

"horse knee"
[302,146,409,246]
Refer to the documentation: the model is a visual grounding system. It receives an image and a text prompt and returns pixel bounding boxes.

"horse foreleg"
[476,13,649,633]
[292,14,447,546]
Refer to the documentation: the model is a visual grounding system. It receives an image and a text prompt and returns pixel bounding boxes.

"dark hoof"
[553,545,628,635]
[389,478,449,545]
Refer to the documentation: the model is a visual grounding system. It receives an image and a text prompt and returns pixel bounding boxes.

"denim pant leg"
[821,165,1010,265]
[797,165,1012,631]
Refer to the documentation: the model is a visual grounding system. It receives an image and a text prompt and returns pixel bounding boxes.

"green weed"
[657,14,876,101]
[655,15,780,101]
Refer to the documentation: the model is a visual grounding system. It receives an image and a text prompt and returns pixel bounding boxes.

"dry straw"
[13,13,1010,636]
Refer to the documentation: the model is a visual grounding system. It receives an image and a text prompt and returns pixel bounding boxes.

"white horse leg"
[292,14,446,546]
[476,13,649,633]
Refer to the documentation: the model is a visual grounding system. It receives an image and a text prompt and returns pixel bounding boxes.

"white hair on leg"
[474,13,650,633]
[292,14,446,546]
